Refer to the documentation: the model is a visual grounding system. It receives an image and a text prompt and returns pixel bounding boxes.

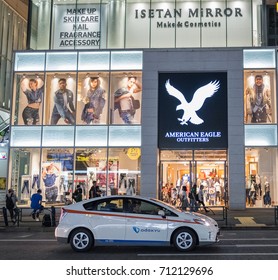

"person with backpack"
[6,188,18,224]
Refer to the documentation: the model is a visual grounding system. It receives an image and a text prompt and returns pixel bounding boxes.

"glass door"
[194,160,227,206]
[159,150,227,206]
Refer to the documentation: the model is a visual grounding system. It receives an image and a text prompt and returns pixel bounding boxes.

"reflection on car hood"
[180,211,217,224]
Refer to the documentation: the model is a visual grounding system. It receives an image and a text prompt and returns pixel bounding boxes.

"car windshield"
[150,198,182,213]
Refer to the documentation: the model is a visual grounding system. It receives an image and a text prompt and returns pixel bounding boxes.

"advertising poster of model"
[112,74,142,124]
[18,75,44,125]
[41,162,61,203]
[79,76,107,124]
[244,71,274,124]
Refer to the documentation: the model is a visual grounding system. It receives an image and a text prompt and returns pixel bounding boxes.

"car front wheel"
[70,228,93,252]
[173,228,197,252]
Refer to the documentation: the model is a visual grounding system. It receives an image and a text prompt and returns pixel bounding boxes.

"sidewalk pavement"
[0,206,277,232]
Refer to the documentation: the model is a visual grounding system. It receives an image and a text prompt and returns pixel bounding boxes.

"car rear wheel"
[70,228,93,252]
[173,228,197,252]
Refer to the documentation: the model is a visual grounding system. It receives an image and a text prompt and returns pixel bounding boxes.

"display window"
[12,73,45,125]
[44,73,77,125]
[244,70,276,124]
[76,72,109,125]
[110,72,142,124]
[108,148,141,196]
[41,148,74,204]
[75,147,141,199]
[245,147,278,207]
[9,148,41,205]
[75,148,107,199]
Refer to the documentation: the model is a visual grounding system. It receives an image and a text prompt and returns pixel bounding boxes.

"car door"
[85,197,126,243]
[124,198,169,245]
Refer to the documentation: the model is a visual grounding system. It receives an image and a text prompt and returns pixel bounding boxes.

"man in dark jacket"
[51,78,75,125]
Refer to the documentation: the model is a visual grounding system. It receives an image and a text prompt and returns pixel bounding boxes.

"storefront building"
[0,0,27,204]
[7,0,278,210]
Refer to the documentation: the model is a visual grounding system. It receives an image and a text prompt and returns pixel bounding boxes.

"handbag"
[131,96,140,110]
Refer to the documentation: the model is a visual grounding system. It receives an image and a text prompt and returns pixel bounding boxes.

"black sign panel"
[158,72,228,149]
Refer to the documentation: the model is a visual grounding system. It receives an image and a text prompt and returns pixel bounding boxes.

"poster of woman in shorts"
[41,162,61,203]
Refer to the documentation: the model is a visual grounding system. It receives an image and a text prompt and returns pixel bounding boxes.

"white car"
[55,195,219,252]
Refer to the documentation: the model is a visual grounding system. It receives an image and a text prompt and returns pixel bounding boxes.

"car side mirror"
[158,210,166,218]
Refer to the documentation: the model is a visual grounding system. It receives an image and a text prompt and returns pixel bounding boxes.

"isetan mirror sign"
[158,73,227,149]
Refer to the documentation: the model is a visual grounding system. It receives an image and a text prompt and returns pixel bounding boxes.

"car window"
[83,198,124,212]
[162,207,179,217]
[125,198,164,215]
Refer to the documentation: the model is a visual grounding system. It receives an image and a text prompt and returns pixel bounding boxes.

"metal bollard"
[51,206,56,227]
[2,207,8,226]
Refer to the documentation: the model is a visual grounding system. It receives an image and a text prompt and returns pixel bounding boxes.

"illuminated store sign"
[135,7,243,29]
[52,1,251,49]
[158,73,228,149]
[53,5,101,49]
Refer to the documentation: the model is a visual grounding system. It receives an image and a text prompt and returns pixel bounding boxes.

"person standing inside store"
[30,189,43,221]
[51,78,75,125]
[114,76,141,124]
[20,76,44,125]
[5,188,18,224]
[245,74,271,123]
[197,185,209,213]
[180,185,189,211]
[89,181,101,198]
[189,183,198,212]
[81,77,106,124]
[72,185,82,202]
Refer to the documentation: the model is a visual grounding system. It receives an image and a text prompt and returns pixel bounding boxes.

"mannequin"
[263,178,271,207]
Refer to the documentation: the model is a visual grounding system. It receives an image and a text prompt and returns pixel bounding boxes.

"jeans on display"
[51,111,75,125]
[59,176,66,192]
[32,175,40,189]
[120,110,134,124]
[22,106,39,125]
[264,191,271,205]
[118,176,127,189]
[21,180,30,194]
[45,186,58,202]
[129,179,136,193]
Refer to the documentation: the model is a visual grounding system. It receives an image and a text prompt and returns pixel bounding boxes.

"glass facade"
[244,49,278,207]
[0,1,27,109]
[9,50,142,205]
[28,0,262,50]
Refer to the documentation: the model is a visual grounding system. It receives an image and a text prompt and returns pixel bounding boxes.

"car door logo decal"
[133,226,161,233]
[133,227,140,233]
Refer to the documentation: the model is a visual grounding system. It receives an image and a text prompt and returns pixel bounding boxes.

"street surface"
[0,229,278,260]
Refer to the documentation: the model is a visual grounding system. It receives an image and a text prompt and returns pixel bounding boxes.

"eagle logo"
[165,79,220,125]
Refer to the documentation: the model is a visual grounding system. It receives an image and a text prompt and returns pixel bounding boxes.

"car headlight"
[193,218,210,226]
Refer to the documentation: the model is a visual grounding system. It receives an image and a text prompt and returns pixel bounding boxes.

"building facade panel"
[4,0,278,212]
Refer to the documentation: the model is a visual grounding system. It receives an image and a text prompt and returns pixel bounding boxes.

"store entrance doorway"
[159,150,228,207]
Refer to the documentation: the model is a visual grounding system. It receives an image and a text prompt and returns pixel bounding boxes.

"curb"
[0,226,55,232]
